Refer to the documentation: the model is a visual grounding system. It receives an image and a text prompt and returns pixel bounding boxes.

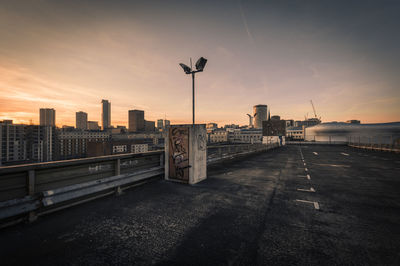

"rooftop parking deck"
[1,145,399,265]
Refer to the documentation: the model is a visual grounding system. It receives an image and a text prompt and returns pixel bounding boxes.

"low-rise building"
[87,141,148,157]
[58,130,111,159]
[87,121,101,131]
[229,129,262,144]
[286,126,304,140]
[208,130,228,143]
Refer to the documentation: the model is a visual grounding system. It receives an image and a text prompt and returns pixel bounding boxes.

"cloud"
[238,0,254,43]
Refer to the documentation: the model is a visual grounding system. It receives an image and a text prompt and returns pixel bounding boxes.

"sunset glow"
[1,0,399,126]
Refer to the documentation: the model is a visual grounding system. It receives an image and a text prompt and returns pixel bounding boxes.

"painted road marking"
[315,164,351,168]
[295,199,320,210]
[305,168,308,171]
[313,152,318,155]
[303,163,306,166]
[297,187,316,192]
[307,174,311,180]
[297,175,307,177]
[341,152,349,156]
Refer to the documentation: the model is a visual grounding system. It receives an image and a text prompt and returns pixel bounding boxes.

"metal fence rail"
[347,135,400,153]
[207,143,279,164]
[286,135,400,152]
[0,151,164,225]
[0,143,280,225]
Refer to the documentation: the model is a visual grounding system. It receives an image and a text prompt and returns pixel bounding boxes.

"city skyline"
[1,0,400,126]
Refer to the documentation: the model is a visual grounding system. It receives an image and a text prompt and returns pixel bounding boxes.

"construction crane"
[310,100,321,121]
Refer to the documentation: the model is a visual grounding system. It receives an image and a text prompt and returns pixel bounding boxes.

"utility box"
[165,124,207,184]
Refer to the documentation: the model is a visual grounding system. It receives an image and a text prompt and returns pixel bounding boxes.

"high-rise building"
[0,120,27,165]
[253,104,268,129]
[129,110,145,132]
[0,120,57,165]
[76,111,88,130]
[157,119,164,129]
[101,99,111,130]
[164,119,170,128]
[40,108,56,126]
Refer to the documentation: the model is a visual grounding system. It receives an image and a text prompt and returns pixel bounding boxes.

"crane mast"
[310,100,321,121]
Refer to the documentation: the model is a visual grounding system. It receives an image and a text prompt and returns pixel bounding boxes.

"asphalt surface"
[0,145,399,265]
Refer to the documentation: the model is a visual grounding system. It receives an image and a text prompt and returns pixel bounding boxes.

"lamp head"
[179,63,192,74]
[195,57,207,71]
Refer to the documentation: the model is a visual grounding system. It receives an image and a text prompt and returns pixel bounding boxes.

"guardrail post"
[115,158,121,176]
[159,153,164,167]
[391,135,393,151]
[114,159,122,196]
[28,170,37,222]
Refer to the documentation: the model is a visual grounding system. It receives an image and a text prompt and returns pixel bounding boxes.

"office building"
[129,110,145,132]
[87,121,100,131]
[229,128,263,144]
[286,126,304,140]
[145,120,155,132]
[206,123,218,130]
[0,120,27,165]
[157,119,164,130]
[253,104,268,129]
[0,120,57,165]
[59,130,110,159]
[295,118,321,128]
[76,111,88,130]
[101,99,111,130]
[164,120,170,128]
[40,108,56,126]
[262,119,286,137]
[88,140,149,157]
[208,130,228,143]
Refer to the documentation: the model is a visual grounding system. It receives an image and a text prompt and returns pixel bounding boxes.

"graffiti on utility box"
[169,126,190,181]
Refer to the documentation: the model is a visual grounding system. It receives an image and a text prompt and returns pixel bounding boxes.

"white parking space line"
[313,152,318,155]
[295,199,320,210]
[297,187,316,192]
[307,174,311,180]
[315,164,351,168]
[341,152,349,156]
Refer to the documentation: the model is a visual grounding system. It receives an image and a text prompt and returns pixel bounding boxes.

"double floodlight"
[195,57,207,71]
[179,57,207,74]
[179,63,192,74]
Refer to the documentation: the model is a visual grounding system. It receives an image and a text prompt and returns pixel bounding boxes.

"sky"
[0,0,399,127]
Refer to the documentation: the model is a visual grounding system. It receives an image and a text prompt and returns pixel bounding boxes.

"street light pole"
[192,72,195,126]
[179,57,207,127]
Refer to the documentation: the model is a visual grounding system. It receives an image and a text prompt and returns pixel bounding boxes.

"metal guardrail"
[285,135,400,152]
[0,143,280,225]
[207,143,279,164]
[0,151,164,225]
